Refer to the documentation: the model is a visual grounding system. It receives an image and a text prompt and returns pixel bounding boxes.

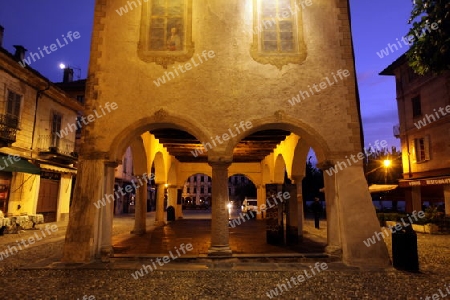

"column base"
[208,246,232,256]
[100,246,113,263]
[326,245,342,257]
[153,221,166,227]
[130,229,146,235]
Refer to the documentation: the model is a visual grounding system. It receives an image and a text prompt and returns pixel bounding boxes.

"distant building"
[182,174,211,206]
[54,74,85,157]
[113,146,138,214]
[181,174,254,207]
[381,54,450,215]
[56,78,140,215]
[0,27,81,221]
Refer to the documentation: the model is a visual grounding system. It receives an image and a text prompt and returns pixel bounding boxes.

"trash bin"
[167,206,175,222]
[392,224,419,271]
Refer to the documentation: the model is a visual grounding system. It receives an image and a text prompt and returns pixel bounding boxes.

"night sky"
[0,0,414,151]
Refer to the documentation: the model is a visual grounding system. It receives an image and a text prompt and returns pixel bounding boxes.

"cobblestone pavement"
[0,213,449,300]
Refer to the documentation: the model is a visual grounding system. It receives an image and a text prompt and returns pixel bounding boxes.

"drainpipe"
[398,68,412,179]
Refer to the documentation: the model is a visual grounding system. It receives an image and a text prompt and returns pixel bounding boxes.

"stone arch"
[274,154,286,184]
[167,162,177,186]
[263,164,271,184]
[228,172,259,186]
[223,115,330,163]
[153,152,166,184]
[182,171,213,180]
[109,112,210,163]
[291,138,310,179]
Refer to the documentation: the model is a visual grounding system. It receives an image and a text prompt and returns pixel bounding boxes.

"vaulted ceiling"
[150,129,291,163]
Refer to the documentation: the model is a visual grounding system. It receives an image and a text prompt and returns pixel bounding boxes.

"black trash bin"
[167,206,175,222]
[392,224,419,271]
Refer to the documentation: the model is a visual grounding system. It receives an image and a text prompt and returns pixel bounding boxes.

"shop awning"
[0,155,40,175]
[398,176,450,187]
[39,163,77,175]
[368,184,398,193]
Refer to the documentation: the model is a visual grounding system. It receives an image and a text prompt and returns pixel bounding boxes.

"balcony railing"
[0,114,19,143]
[37,134,75,156]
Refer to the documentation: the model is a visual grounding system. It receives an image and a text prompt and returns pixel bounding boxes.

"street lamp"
[383,159,392,184]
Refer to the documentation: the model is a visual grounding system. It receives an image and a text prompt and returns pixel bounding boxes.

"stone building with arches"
[62,0,390,267]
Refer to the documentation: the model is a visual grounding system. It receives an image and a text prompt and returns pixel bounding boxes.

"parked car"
[241,198,258,213]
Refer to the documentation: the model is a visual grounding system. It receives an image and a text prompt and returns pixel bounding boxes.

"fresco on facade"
[149,0,185,51]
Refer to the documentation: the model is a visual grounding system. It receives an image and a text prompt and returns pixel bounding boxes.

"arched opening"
[228,173,257,206]
[224,124,330,255]
[65,114,389,267]
[181,173,212,210]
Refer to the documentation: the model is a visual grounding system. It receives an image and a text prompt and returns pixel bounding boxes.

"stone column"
[96,162,116,261]
[154,183,166,226]
[63,158,105,262]
[208,159,232,256]
[292,176,305,242]
[284,183,299,245]
[330,162,390,267]
[444,184,450,216]
[176,188,183,219]
[411,186,422,212]
[168,186,178,208]
[321,170,341,256]
[131,177,147,234]
[257,184,266,219]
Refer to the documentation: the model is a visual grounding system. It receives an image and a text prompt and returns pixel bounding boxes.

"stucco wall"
[82,0,361,162]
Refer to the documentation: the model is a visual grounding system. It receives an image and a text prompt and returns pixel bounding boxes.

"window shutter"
[424,135,430,161]
[412,139,418,163]
[14,93,21,116]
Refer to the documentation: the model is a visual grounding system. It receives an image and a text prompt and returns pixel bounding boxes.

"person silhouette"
[311,197,323,229]
[167,27,181,51]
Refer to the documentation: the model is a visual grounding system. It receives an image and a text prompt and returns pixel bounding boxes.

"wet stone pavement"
[0,211,448,299]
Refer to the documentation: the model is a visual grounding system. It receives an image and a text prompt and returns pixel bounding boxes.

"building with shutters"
[380,54,450,215]
[0,26,81,222]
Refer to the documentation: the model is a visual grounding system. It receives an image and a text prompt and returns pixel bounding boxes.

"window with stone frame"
[251,0,306,69]
[51,112,62,148]
[260,0,296,53]
[414,136,430,163]
[6,90,22,128]
[411,95,422,117]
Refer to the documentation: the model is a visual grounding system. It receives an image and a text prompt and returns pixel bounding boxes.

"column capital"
[79,151,110,160]
[208,156,233,168]
[105,160,119,168]
[291,175,305,183]
[316,160,335,170]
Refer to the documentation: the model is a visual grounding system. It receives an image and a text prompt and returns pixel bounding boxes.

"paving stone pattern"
[0,213,448,299]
